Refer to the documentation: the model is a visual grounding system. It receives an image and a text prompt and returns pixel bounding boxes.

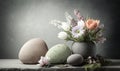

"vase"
[72,42,96,58]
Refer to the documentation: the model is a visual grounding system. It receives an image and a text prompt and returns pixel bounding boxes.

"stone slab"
[0,59,120,71]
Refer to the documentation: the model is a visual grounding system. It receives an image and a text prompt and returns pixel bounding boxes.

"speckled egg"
[67,54,83,66]
[19,38,48,64]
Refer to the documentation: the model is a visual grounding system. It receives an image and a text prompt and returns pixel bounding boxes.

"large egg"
[19,38,48,64]
[46,44,71,64]
[67,54,83,66]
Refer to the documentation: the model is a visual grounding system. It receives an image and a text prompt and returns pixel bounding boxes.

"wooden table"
[0,59,120,71]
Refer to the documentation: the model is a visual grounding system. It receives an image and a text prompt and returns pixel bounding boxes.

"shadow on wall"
[0,0,120,59]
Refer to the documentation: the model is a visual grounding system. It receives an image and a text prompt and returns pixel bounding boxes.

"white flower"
[65,12,73,24]
[61,22,70,31]
[58,32,68,40]
[50,20,62,29]
[72,25,85,38]
[71,20,85,38]
[77,20,85,29]
[38,56,50,67]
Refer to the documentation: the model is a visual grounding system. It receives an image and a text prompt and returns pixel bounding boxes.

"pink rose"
[85,19,100,30]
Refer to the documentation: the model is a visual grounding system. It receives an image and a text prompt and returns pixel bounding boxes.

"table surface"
[0,59,120,71]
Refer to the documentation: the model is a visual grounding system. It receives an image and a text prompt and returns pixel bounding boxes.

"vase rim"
[73,41,96,44]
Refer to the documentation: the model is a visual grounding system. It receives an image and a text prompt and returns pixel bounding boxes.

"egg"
[18,38,48,64]
[45,44,71,64]
[67,54,83,66]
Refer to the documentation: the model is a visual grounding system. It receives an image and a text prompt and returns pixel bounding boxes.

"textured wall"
[0,0,119,59]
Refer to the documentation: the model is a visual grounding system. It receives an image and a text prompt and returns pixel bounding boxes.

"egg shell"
[67,54,83,66]
[46,44,71,64]
[19,38,48,64]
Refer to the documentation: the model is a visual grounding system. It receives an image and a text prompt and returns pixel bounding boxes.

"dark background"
[0,0,120,59]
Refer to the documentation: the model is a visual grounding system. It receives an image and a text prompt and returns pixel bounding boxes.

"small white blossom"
[77,20,85,29]
[61,22,71,31]
[38,56,50,67]
[58,32,68,40]
[50,20,62,29]
[65,12,73,24]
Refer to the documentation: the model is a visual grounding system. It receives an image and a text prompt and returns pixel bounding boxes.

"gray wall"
[0,0,119,59]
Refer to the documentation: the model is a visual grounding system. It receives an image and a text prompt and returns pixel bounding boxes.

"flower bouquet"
[51,9,106,43]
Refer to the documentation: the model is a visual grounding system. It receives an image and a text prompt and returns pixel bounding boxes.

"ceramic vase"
[72,42,96,58]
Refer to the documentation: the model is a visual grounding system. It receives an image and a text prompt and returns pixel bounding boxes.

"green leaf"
[83,63,101,71]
